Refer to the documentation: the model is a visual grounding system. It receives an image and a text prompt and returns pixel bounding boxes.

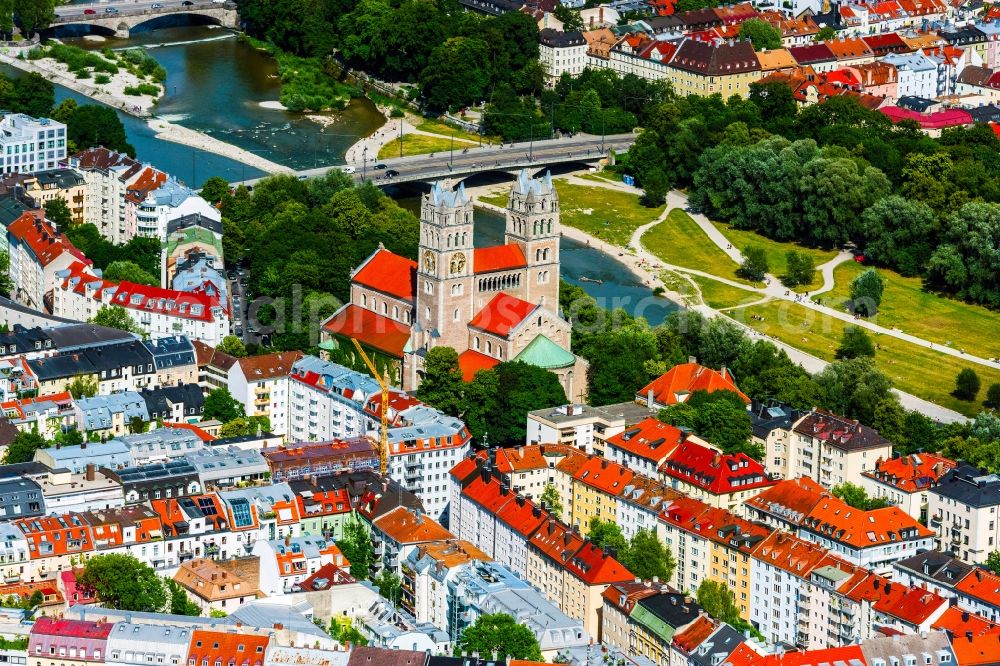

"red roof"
[638,362,749,406]
[662,440,774,495]
[606,417,686,464]
[861,452,956,493]
[802,501,932,548]
[126,167,167,204]
[31,616,113,639]
[574,456,634,496]
[746,477,828,518]
[187,629,268,666]
[468,293,538,337]
[565,540,634,584]
[473,244,526,274]
[111,281,226,322]
[956,569,1000,609]
[352,248,416,301]
[933,606,997,636]
[725,643,763,666]
[162,422,215,442]
[323,305,411,357]
[881,106,973,129]
[755,647,866,666]
[672,615,717,652]
[457,349,499,382]
[951,627,1000,666]
[8,213,85,268]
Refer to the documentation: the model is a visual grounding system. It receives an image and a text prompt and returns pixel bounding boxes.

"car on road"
[385,169,399,178]
[342,166,356,174]
[83,8,97,14]
[182,1,194,5]
[104,7,118,12]
[373,163,387,170]
[151,3,164,8]
[297,175,308,180]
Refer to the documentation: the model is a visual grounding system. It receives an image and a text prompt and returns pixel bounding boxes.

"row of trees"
[625,88,1000,307]
[0,0,58,39]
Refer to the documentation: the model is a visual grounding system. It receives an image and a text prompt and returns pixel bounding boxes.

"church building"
[322,171,588,403]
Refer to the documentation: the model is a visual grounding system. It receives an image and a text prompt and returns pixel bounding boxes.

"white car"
[342,166,356,174]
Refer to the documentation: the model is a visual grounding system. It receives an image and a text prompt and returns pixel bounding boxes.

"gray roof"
[184,446,268,478]
[513,169,554,197]
[37,440,131,472]
[142,336,196,369]
[426,180,470,208]
[228,600,330,642]
[151,178,199,208]
[106,622,194,664]
[44,323,138,351]
[893,550,975,587]
[166,212,223,236]
[931,463,1000,508]
[689,625,744,666]
[118,429,206,461]
[76,392,150,431]
[140,384,204,419]
[861,630,955,666]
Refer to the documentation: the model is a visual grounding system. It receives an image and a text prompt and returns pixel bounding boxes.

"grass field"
[660,270,698,303]
[823,262,1000,358]
[579,170,625,185]
[709,221,837,291]
[554,180,665,246]
[378,134,476,159]
[642,210,756,285]
[691,276,762,310]
[726,299,1000,416]
[415,118,489,144]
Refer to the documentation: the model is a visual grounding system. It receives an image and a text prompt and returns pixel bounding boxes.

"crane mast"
[351,338,389,477]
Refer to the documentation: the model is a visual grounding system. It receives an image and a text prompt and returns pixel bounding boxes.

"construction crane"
[351,338,389,476]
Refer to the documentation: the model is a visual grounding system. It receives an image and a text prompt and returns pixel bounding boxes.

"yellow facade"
[708,540,754,621]
[667,69,762,98]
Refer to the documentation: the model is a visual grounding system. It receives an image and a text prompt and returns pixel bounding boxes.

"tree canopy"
[202,388,246,423]
[454,613,542,661]
[91,306,144,336]
[831,482,890,510]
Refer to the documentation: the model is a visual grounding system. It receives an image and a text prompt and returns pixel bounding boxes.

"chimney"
[646,389,654,409]
[81,440,87,449]
[85,464,95,481]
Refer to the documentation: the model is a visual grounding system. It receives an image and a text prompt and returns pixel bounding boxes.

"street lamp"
[362,145,368,181]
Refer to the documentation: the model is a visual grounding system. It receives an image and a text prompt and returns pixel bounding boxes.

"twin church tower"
[324,170,587,403]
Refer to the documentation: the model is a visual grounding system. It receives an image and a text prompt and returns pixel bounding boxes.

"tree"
[737,245,769,282]
[199,176,231,204]
[835,326,876,360]
[420,37,491,111]
[164,579,201,616]
[848,268,886,317]
[464,362,566,445]
[696,580,740,625]
[50,98,78,125]
[622,528,676,582]
[373,569,401,606]
[587,518,628,554]
[783,250,815,287]
[13,0,56,36]
[103,260,158,286]
[217,335,248,358]
[738,18,782,50]
[956,368,982,402]
[203,388,246,423]
[336,515,374,580]
[11,72,54,118]
[640,167,670,207]
[127,415,149,434]
[832,481,889,510]
[814,357,895,426]
[0,0,13,39]
[43,198,73,229]
[67,376,98,399]
[581,321,660,405]
[0,249,12,298]
[455,613,543,661]
[2,431,47,464]
[860,196,938,277]
[927,203,1000,307]
[540,483,563,519]
[986,551,1000,575]
[77,554,167,612]
[986,383,1000,409]
[66,104,135,157]
[416,347,465,417]
[815,25,837,40]
[91,305,144,336]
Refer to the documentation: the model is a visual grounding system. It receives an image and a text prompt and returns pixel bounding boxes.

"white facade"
[882,52,939,99]
[133,179,221,241]
[927,465,1000,564]
[539,31,590,85]
[0,114,67,175]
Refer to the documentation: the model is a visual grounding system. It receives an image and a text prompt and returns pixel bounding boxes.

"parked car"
[151,3,164,8]
[182,1,194,5]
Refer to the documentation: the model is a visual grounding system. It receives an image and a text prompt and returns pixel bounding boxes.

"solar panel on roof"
[197,497,218,516]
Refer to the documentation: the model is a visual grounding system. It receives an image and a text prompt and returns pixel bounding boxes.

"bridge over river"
[52,0,239,38]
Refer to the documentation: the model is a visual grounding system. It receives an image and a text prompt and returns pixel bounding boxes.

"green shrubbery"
[124,83,161,96]
[245,36,356,112]
[37,43,118,75]
[118,48,167,82]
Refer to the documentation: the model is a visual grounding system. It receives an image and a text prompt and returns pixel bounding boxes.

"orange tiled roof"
[574,456,634,496]
[351,248,417,301]
[187,629,268,666]
[374,506,454,544]
[754,531,830,578]
[638,362,749,406]
[802,500,933,548]
[457,349,499,382]
[956,569,1000,609]
[565,540,634,584]
[933,606,997,636]
[861,452,956,493]
[605,417,685,464]
[951,627,1000,666]
[8,213,86,268]
[756,647,866,666]
[324,305,411,358]
[746,476,828,519]
[468,293,538,338]
[672,614,717,652]
[473,244,526,274]
[236,352,303,381]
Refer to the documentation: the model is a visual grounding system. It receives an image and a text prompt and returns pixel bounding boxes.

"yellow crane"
[351,338,389,476]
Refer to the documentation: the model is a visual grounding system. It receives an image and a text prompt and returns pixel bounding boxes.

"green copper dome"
[513,334,575,369]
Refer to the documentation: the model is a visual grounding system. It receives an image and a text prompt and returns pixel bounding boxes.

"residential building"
[0,114,67,175]
[228,352,303,438]
[143,336,199,389]
[881,52,938,98]
[860,453,956,520]
[262,439,379,482]
[660,439,775,514]
[893,550,976,599]
[192,341,238,391]
[783,409,893,490]
[0,522,30,585]
[140,384,204,423]
[927,463,1000,564]
[860,631,957,666]
[130,177,220,241]
[34,440,132,474]
[184,446,268,490]
[370,506,455,576]
[540,29,589,84]
[27,617,112,666]
[526,400,653,455]
[6,212,85,311]
[15,169,86,225]
[35,466,124,514]
[251,536,349,596]
[600,582,705,665]
[72,392,150,438]
[605,417,686,479]
[185,630,269,666]
[162,214,224,286]
[105,622,193,666]
[103,459,201,505]
[118,428,206,466]
[65,147,143,244]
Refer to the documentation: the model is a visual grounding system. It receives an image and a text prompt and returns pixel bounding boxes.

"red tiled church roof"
[323,305,411,357]
[457,349,499,382]
[474,244,527,274]
[352,248,417,301]
[468,293,538,338]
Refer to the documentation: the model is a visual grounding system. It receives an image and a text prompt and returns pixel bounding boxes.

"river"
[35,21,677,321]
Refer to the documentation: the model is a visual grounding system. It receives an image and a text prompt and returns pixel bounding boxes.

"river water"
[34,21,677,322]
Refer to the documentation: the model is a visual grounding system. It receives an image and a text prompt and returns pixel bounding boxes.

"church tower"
[415,181,475,353]
[505,170,560,307]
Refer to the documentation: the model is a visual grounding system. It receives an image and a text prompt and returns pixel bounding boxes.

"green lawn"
[642,209,756,285]
[378,134,475,159]
[579,170,625,185]
[478,189,509,207]
[824,261,1000,358]
[709,221,837,291]
[691,275,762,310]
[414,118,490,144]
[726,299,1000,417]
[659,270,698,303]
[554,180,664,247]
